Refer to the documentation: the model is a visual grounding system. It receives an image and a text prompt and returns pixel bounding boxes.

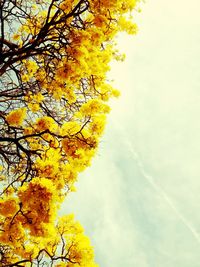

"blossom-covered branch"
[0,0,141,266]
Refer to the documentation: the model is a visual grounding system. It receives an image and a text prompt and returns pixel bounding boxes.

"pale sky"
[61,1,200,266]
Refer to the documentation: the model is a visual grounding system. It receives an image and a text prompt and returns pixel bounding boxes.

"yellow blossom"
[0,198,18,216]
[35,116,57,132]
[6,107,26,126]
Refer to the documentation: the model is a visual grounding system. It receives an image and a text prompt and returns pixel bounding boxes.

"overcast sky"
[61,1,200,266]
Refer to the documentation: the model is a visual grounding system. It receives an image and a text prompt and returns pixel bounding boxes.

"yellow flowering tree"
[0,0,140,265]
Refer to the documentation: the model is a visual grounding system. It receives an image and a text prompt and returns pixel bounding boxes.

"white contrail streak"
[112,121,200,244]
[127,143,200,245]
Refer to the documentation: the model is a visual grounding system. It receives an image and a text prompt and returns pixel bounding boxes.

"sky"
[61,1,200,266]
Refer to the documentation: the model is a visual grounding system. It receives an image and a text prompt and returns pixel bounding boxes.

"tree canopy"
[0,0,140,266]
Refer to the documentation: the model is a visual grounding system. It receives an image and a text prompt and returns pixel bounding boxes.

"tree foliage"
[0,0,140,266]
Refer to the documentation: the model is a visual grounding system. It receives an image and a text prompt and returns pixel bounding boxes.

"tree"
[0,0,140,266]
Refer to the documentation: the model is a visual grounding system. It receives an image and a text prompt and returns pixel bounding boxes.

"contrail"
[127,143,200,245]
[112,121,200,244]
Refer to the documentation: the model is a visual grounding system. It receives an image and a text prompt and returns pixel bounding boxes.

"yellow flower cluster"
[0,198,18,216]
[0,0,141,265]
[6,108,26,127]
[25,92,44,112]
[18,178,57,235]
[35,116,57,132]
